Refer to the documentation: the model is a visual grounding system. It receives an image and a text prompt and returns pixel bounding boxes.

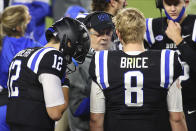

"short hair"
[91,0,119,12]
[113,8,146,44]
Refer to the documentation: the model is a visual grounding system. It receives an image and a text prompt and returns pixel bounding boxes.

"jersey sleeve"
[160,50,183,89]
[27,48,66,80]
[144,18,155,46]
[177,40,196,73]
[89,50,109,90]
[38,50,66,79]
[173,51,183,80]
[89,53,97,82]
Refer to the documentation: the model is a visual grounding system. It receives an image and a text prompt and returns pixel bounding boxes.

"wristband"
[62,78,70,88]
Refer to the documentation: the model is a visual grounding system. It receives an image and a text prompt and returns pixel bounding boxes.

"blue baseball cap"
[86,12,114,31]
[64,5,88,19]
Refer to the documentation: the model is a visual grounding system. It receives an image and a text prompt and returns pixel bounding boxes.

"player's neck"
[107,6,116,16]
[123,42,145,52]
[45,41,60,50]
[179,14,187,23]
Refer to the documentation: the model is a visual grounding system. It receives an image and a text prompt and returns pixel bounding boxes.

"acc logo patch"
[155,35,163,41]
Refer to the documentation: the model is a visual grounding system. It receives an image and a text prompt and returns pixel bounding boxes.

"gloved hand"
[74,97,90,117]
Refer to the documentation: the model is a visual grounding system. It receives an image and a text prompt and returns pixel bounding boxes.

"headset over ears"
[155,0,186,22]
[155,0,163,9]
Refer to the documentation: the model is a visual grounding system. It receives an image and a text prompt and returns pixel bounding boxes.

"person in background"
[145,0,196,130]
[0,5,42,131]
[52,0,91,21]
[0,0,10,13]
[6,17,90,131]
[39,4,89,49]
[91,0,127,16]
[9,0,51,42]
[89,8,187,131]
[75,0,128,50]
[67,11,114,131]
[91,0,127,50]
[64,5,88,19]
[186,0,196,14]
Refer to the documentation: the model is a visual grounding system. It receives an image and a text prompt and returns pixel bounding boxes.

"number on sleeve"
[52,54,63,71]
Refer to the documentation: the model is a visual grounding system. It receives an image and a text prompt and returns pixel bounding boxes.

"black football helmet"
[45,17,90,64]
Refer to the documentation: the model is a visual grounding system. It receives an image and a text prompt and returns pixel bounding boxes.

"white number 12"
[8,60,21,97]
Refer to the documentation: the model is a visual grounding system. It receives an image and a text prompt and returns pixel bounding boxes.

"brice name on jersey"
[120,56,149,69]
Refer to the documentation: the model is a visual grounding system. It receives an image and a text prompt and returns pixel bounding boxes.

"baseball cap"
[64,5,88,19]
[85,12,114,31]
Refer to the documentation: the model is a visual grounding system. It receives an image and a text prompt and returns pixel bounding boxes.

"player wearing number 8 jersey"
[89,8,188,131]
[6,17,90,131]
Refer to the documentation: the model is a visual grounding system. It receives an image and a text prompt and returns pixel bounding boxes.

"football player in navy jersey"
[6,17,90,131]
[89,8,187,131]
[145,0,196,130]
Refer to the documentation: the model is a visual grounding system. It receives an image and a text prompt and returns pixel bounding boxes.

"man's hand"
[165,20,183,45]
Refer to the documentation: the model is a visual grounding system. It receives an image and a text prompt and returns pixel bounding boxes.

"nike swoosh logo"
[188,110,196,114]
[182,34,190,38]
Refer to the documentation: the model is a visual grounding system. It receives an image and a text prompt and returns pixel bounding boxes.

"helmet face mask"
[46,17,90,64]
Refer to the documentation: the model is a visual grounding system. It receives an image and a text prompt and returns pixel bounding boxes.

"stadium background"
[46,0,196,28]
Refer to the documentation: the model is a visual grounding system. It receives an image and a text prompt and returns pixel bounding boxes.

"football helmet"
[46,17,90,64]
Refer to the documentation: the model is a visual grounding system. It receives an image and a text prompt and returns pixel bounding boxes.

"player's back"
[90,49,182,131]
[6,47,66,130]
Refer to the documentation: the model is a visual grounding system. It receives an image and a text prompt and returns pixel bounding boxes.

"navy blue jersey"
[145,15,196,110]
[89,50,182,131]
[6,47,67,129]
[145,15,196,49]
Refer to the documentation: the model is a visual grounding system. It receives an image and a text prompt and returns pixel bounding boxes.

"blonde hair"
[0,5,29,46]
[113,8,146,44]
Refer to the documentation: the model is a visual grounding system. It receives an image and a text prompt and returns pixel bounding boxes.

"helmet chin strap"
[164,6,186,22]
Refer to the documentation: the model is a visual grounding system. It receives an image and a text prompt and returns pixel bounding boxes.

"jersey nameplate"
[120,57,148,69]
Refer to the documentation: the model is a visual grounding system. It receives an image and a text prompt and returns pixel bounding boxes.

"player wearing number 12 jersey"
[6,17,90,131]
[89,8,188,131]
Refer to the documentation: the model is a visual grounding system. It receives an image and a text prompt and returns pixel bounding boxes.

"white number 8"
[124,71,144,107]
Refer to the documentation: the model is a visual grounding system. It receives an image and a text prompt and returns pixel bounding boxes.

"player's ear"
[116,30,121,40]
[110,0,117,7]
[16,26,22,32]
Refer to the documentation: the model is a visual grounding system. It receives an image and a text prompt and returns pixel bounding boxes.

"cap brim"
[92,23,113,31]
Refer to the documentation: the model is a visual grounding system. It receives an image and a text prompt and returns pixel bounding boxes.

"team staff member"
[91,0,127,16]
[6,17,90,131]
[145,0,196,130]
[89,8,187,131]
[91,0,128,50]
[67,11,114,131]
